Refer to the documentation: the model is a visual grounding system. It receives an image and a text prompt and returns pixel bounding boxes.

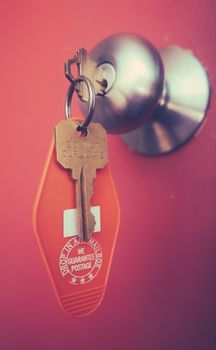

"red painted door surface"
[1,1,216,349]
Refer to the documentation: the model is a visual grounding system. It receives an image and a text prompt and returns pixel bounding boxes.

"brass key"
[55,119,108,241]
[65,48,107,103]
[76,48,107,102]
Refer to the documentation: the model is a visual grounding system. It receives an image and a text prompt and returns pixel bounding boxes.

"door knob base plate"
[122,46,210,156]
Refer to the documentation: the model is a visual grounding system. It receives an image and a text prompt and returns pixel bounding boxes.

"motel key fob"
[33,51,120,317]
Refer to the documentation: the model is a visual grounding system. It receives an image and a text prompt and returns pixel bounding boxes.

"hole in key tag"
[33,69,120,317]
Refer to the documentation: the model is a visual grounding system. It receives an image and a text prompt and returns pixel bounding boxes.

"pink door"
[1,0,215,349]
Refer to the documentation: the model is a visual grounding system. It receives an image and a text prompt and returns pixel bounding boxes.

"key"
[76,48,107,102]
[65,48,107,102]
[55,119,108,241]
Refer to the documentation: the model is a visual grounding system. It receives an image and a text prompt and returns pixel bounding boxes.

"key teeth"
[89,214,96,234]
[86,215,96,242]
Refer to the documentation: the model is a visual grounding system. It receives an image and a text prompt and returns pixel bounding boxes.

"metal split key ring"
[65,75,96,134]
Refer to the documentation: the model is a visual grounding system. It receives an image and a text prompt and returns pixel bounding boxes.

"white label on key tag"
[63,206,101,237]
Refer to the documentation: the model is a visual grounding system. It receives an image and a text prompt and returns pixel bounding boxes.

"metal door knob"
[80,33,210,155]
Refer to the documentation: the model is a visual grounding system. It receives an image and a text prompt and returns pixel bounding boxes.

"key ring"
[65,75,96,133]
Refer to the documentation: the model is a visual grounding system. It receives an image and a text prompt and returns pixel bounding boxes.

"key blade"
[75,176,84,240]
[76,167,96,241]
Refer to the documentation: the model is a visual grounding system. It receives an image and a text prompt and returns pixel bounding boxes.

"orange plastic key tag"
[33,71,120,317]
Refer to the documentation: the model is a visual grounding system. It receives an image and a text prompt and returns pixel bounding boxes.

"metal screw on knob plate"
[79,33,210,156]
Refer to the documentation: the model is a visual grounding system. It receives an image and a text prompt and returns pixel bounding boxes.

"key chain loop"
[65,75,96,133]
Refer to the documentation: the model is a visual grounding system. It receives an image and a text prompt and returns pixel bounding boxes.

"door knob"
[80,33,210,155]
